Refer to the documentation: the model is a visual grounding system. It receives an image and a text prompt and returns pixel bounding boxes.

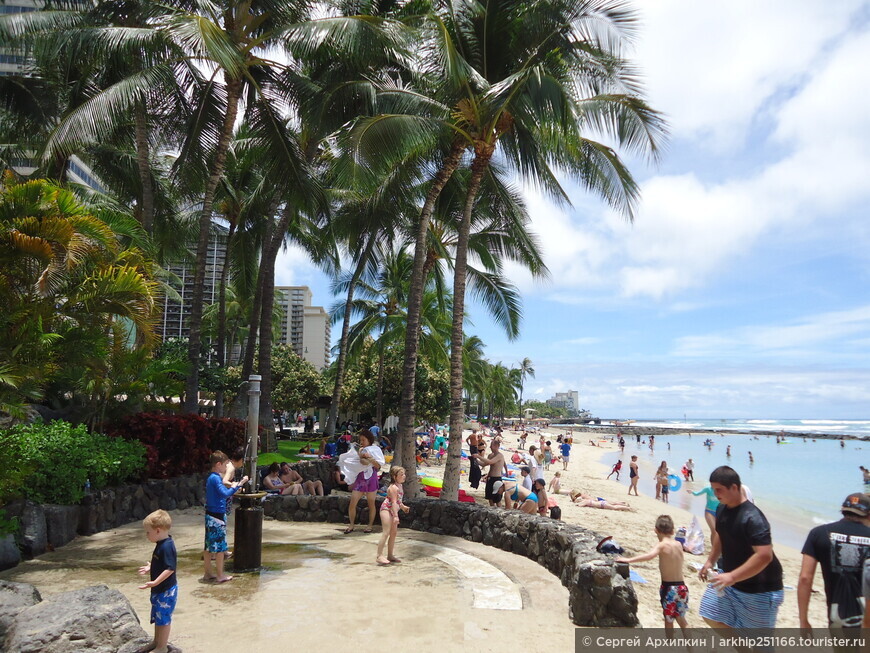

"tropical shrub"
[0,421,146,505]
[0,178,161,420]
[107,413,247,479]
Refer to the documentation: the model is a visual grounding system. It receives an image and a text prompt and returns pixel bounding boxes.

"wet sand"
[0,510,576,652]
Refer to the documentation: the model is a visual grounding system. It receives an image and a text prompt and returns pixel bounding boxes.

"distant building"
[156,224,228,342]
[546,390,581,416]
[274,286,331,371]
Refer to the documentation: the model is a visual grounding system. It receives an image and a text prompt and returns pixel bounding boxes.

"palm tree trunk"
[397,140,464,481]
[133,100,155,234]
[214,220,237,417]
[442,150,491,501]
[183,78,242,414]
[257,206,294,452]
[325,238,373,437]
[375,333,386,427]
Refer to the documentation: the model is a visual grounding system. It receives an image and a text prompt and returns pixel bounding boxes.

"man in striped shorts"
[698,466,784,628]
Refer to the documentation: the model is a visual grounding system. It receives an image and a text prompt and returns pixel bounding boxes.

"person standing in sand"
[475,440,507,507]
[860,466,870,491]
[203,451,249,583]
[699,466,784,629]
[560,439,572,470]
[376,467,410,566]
[343,430,384,534]
[798,492,870,629]
[533,478,549,515]
[617,515,690,637]
[628,455,639,496]
[466,430,482,490]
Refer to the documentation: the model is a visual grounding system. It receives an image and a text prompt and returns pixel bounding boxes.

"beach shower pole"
[234,374,265,572]
[245,375,261,488]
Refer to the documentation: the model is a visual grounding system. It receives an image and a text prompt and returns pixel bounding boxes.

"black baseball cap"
[841,493,870,516]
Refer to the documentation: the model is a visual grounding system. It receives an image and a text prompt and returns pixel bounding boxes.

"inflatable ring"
[668,474,681,492]
[420,477,443,488]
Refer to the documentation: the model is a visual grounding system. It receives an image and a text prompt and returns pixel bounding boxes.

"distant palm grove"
[0,0,664,499]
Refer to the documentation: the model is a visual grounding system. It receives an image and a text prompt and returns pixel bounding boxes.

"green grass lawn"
[257,439,320,466]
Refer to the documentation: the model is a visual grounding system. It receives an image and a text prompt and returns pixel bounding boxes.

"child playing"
[204,450,249,582]
[548,471,562,495]
[616,515,690,636]
[606,459,622,481]
[138,510,177,653]
[376,466,410,565]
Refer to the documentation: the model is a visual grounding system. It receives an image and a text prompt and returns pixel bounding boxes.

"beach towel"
[629,569,648,584]
[338,444,385,483]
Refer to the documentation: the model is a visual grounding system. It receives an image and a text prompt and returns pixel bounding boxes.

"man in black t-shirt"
[699,466,784,629]
[798,492,870,628]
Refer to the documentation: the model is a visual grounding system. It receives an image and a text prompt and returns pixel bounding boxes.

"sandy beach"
[421,427,831,629]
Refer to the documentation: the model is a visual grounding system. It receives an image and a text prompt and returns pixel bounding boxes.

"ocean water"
[596,430,870,551]
[633,418,870,438]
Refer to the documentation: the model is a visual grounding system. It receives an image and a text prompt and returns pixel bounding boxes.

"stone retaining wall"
[0,460,335,570]
[262,494,637,627]
[1,461,638,627]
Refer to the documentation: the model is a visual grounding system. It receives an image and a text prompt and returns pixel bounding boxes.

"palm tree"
[517,357,534,417]
[332,248,451,430]
[435,0,667,500]
[0,0,196,234]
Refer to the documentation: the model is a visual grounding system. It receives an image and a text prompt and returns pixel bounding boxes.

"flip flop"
[377,559,391,566]
[387,557,402,563]
[343,527,355,534]
[363,527,373,533]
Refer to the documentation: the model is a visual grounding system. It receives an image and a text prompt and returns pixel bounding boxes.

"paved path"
[1,509,578,652]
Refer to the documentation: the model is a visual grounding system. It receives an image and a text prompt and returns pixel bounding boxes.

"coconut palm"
[332,247,451,429]
[435,0,666,500]
[517,356,534,416]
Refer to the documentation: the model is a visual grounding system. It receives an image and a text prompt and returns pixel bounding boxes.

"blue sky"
[278,1,870,419]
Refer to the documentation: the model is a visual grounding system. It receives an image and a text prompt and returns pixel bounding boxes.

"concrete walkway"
[1,509,577,652]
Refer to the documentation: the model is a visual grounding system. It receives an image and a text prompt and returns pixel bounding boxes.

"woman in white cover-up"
[339,430,385,533]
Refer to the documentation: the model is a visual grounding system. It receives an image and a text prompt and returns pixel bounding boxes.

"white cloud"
[558,337,600,346]
[672,305,870,359]
[633,1,858,151]
[517,15,870,300]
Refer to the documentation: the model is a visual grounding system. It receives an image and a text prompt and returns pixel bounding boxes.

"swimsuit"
[659,581,689,622]
[630,467,637,478]
[381,486,404,513]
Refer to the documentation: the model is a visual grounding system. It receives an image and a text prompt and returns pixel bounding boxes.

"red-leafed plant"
[107,413,247,478]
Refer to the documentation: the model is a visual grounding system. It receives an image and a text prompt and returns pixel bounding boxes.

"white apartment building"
[275,286,331,370]
[546,390,581,415]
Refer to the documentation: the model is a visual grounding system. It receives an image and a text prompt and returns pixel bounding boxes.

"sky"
[276,1,870,419]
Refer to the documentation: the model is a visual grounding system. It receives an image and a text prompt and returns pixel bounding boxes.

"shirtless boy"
[628,455,639,496]
[475,440,507,507]
[617,515,690,636]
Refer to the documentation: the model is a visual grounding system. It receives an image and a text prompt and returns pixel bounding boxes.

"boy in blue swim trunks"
[204,450,249,583]
[138,509,177,653]
[617,515,690,636]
